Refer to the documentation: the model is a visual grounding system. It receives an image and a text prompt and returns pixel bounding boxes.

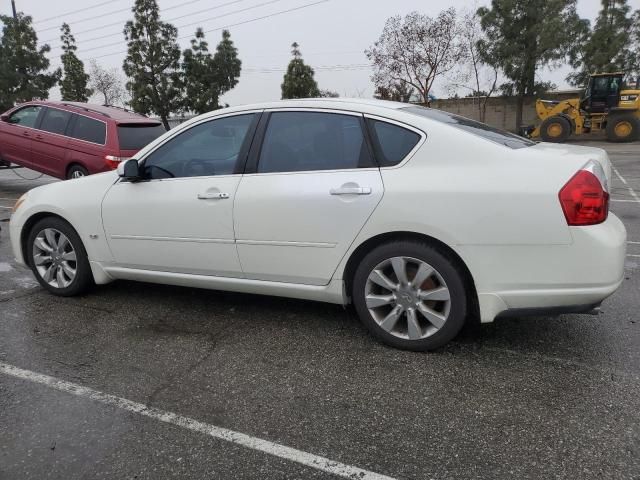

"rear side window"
[257,112,374,173]
[367,119,421,167]
[39,108,72,135]
[70,115,106,144]
[117,124,166,150]
[403,106,535,149]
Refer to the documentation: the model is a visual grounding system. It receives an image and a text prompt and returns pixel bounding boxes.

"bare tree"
[366,9,465,104]
[448,10,499,122]
[88,60,126,106]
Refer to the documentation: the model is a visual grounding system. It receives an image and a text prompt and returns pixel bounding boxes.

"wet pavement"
[0,141,639,479]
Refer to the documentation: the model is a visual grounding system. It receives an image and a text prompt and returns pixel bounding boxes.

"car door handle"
[330,186,372,195]
[22,131,30,137]
[197,192,230,200]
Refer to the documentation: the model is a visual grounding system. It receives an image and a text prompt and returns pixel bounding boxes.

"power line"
[47,0,279,51]
[38,0,215,37]
[49,0,330,66]
[33,0,115,25]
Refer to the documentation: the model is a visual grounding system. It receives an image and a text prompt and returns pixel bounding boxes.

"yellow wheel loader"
[529,73,640,143]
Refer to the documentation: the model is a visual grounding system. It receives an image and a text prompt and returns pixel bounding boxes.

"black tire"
[606,113,640,143]
[540,115,572,143]
[352,241,468,351]
[27,217,93,296]
[67,164,89,180]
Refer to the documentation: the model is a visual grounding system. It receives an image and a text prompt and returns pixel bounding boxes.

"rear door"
[234,110,384,286]
[67,113,108,174]
[30,107,73,178]
[0,105,44,168]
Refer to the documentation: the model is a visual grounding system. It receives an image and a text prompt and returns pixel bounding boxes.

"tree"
[88,60,126,105]
[59,23,92,102]
[123,0,182,130]
[373,82,415,103]
[365,9,465,104]
[477,0,586,130]
[281,42,320,99]
[568,0,635,87]
[319,89,339,98]
[626,10,640,84]
[182,28,241,114]
[0,13,60,111]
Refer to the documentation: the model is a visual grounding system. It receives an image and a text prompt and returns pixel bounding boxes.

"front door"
[30,107,73,178]
[234,110,384,286]
[0,105,43,168]
[102,112,260,277]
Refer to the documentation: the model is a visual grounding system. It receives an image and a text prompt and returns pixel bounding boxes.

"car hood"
[530,142,612,187]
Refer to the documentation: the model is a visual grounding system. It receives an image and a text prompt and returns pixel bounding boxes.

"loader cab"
[581,73,624,114]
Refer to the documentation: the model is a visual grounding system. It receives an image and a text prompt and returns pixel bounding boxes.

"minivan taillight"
[105,155,130,170]
[559,163,609,226]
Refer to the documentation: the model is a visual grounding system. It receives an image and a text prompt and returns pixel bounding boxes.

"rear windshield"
[403,106,535,149]
[117,124,166,150]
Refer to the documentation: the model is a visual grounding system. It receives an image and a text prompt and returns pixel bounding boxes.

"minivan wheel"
[27,217,93,296]
[67,165,89,179]
[352,241,468,351]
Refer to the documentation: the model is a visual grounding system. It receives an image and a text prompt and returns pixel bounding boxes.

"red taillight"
[559,169,609,226]
[104,155,130,170]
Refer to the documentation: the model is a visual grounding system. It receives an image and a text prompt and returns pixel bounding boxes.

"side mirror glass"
[117,159,142,181]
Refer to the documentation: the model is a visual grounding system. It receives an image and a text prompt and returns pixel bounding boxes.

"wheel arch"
[65,161,89,179]
[342,231,480,320]
[20,211,77,267]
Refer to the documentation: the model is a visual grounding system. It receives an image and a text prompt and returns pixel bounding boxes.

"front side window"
[257,112,374,173]
[8,106,42,128]
[40,108,72,135]
[143,114,257,179]
[70,115,106,144]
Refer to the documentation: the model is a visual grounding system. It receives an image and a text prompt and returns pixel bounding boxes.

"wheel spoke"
[42,264,55,283]
[61,262,76,278]
[61,250,76,262]
[390,257,409,285]
[56,266,67,288]
[406,308,422,340]
[379,305,404,332]
[369,269,398,292]
[34,237,53,253]
[44,229,58,249]
[416,303,446,329]
[33,253,52,266]
[411,263,433,288]
[57,235,70,252]
[419,286,450,302]
[366,294,395,308]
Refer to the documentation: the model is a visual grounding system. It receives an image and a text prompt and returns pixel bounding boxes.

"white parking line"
[629,241,640,245]
[0,362,396,480]
[628,254,640,258]
[0,206,12,209]
[612,167,640,204]
[611,198,640,203]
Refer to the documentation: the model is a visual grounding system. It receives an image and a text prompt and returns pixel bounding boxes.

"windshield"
[403,106,535,149]
[117,124,166,150]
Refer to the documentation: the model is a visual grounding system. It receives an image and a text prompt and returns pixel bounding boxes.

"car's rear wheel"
[352,241,468,351]
[67,164,89,179]
[27,217,93,296]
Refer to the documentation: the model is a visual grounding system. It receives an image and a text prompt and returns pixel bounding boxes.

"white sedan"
[9,99,626,350]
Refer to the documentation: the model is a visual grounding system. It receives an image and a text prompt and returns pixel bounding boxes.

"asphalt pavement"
[0,141,639,479]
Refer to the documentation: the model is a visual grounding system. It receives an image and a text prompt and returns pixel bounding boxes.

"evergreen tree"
[182,28,241,114]
[477,0,586,130]
[59,23,92,102]
[123,0,182,130]
[281,43,320,99]
[0,13,60,111]
[568,0,635,86]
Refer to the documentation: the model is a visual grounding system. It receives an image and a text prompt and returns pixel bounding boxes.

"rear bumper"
[458,213,627,322]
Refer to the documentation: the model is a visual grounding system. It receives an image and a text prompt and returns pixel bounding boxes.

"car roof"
[25,101,160,124]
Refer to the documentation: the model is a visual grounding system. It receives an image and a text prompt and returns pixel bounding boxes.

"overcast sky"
[2,0,639,106]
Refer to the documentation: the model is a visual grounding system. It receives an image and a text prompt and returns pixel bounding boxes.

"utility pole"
[11,0,17,18]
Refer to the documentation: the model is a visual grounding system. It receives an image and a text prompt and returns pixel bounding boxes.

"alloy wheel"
[32,228,78,289]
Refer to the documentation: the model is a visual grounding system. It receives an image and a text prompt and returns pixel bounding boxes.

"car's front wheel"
[352,241,468,351]
[27,217,93,296]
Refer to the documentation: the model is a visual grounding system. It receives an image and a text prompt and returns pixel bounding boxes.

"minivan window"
[143,114,257,179]
[8,106,42,128]
[367,119,421,167]
[117,124,166,150]
[403,106,535,149]
[258,112,374,173]
[40,108,72,135]
[70,115,106,144]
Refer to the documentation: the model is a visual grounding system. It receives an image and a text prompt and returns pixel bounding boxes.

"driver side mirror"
[0,114,9,122]
[117,159,142,181]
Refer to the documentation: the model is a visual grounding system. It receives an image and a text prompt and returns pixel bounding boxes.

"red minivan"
[0,101,166,179]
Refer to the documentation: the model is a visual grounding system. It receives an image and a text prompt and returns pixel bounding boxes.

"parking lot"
[0,141,639,479]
